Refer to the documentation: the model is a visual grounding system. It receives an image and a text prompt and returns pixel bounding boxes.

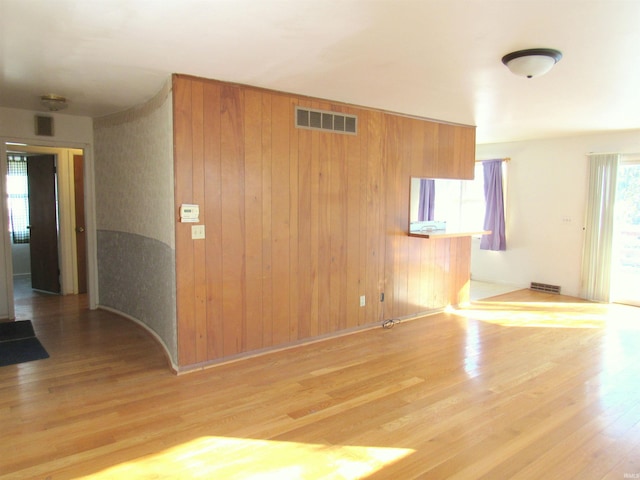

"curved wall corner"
[93,79,177,364]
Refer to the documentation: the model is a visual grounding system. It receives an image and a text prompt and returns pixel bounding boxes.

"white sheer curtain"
[580,153,620,302]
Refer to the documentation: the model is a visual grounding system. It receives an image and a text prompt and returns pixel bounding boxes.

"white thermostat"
[180,204,200,223]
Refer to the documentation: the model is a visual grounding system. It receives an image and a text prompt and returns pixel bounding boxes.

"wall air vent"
[530,282,561,294]
[35,115,54,136]
[295,106,357,135]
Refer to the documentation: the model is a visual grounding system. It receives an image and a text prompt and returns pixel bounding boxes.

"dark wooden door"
[73,155,87,293]
[27,155,60,294]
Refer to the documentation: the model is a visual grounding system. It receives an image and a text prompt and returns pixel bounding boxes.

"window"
[460,163,488,233]
[409,160,507,240]
[7,154,30,244]
[611,157,640,306]
[465,160,508,249]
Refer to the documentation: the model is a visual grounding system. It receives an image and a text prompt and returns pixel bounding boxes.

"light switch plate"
[192,225,205,239]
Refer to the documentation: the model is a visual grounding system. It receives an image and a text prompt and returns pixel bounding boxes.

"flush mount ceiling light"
[40,94,68,111]
[501,48,562,78]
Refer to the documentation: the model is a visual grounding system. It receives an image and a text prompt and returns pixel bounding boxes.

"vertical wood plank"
[317,127,331,335]
[203,82,223,360]
[309,127,320,337]
[220,85,245,357]
[420,238,435,309]
[383,113,404,319]
[329,110,346,332]
[448,236,458,305]
[435,238,448,307]
[396,117,413,317]
[422,121,439,179]
[455,236,471,304]
[365,110,385,324]
[261,94,273,346]
[244,89,264,351]
[437,123,455,179]
[288,97,300,341]
[345,107,362,329]
[316,100,331,335]
[296,100,313,339]
[407,237,423,310]
[459,126,476,179]
[191,81,208,363]
[357,110,370,326]
[173,76,196,366]
[409,117,425,178]
[270,94,291,345]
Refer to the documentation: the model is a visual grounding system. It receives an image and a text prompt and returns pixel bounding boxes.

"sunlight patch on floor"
[452,301,640,329]
[78,436,415,479]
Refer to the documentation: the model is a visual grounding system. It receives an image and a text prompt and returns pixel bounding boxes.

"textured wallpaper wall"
[93,80,177,364]
[94,82,175,247]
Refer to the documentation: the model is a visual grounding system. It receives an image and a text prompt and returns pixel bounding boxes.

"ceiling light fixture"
[40,94,68,111]
[501,48,562,78]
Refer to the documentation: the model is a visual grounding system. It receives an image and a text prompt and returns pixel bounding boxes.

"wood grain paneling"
[270,94,291,345]
[243,88,264,352]
[364,111,386,326]
[173,75,476,367]
[288,98,300,342]
[173,78,196,366]
[296,99,313,339]
[261,93,274,348]
[190,81,207,363]
[202,82,223,361]
[220,85,245,357]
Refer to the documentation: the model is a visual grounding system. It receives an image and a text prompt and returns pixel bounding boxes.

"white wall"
[1,107,93,143]
[11,244,30,275]
[0,106,94,318]
[473,129,640,297]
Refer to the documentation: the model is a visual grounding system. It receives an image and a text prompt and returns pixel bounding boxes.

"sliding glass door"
[611,161,640,307]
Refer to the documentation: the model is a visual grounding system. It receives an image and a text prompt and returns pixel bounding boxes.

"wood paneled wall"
[173,75,475,368]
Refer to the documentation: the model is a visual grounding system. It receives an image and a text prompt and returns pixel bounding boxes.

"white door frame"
[1,137,98,318]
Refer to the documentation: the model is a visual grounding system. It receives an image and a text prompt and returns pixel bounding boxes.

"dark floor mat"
[0,336,50,366]
[0,320,36,342]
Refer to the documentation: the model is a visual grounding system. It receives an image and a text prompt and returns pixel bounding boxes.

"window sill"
[409,230,491,239]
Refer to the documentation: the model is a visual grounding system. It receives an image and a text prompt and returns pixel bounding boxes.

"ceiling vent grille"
[295,106,357,135]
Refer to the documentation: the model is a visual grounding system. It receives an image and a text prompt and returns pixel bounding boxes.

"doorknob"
[76,227,85,233]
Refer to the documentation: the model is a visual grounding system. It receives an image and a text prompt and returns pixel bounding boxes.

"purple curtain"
[417,179,435,221]
[480,160,506,251]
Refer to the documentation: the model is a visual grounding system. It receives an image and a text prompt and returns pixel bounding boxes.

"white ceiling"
[2,0,640,144]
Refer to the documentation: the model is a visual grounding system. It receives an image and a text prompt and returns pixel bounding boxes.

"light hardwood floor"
[1,288,639,479]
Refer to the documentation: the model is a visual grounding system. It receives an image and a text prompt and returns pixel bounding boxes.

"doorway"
[611,161,640,307]
[5,144,87,308]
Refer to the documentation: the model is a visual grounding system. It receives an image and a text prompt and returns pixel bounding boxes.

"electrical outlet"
[360,295,366,307]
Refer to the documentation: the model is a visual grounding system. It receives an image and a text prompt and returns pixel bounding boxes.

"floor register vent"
[295,106,357,135]
[530,282,561,294]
